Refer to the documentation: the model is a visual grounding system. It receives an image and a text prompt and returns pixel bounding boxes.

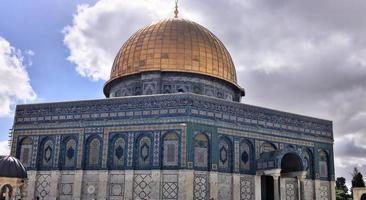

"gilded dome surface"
[107,18,238,87]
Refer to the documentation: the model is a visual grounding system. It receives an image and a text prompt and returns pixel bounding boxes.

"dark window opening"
[281,153,303,173]
[261,176,274,200]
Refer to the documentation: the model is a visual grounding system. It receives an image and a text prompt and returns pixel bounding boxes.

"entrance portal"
[361,194,366,200]
[281,153,303,174]
[261,176,274,200]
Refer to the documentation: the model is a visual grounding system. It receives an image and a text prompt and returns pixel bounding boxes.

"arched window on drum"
[194,133,209,169]
[319,150,329,179]
[136,136,152,168]
[240,140,253,172]
[61,137,77,168]
[162,132,179,167]
[18,137,33,168]
[86,137,102,168]
[218,137,232,172]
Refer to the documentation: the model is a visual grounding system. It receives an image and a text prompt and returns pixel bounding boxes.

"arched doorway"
[0,184,13,200]
[361,193,366,200]
[281,153,303,174]
[280,153,304,200]
[261,176,274,200]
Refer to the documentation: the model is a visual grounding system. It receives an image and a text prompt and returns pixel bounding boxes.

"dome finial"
[174,0,179,18]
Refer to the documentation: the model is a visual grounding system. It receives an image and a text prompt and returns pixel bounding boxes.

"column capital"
[272,174,280,180]
[296,171,308,180]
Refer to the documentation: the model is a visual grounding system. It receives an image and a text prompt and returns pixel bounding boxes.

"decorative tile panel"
[133,173,152,200]
[109,173,125,200]
[85,127,103,133]
[181,127,187,167]
[320,183,329,200]
[219,128,314,147]
[83,183,98,199]
[31,136,39,168]
[53,135,61,168]
[153,131,160,166]
[193,173,209,200]
[218,173,232,200]
[162,174,178,200]
[77,130,84,168]
[36,174,51,200]
[285,178,298,200]
[234,140,240,172]
[102,128,109,168]
[59,173,74,200]
[240,176,254,200]
[127,133,134,166]
[82,173,99,200]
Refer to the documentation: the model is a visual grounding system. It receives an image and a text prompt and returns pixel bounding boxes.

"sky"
[1,0,366,188]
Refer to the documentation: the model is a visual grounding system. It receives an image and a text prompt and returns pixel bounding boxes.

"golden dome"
[106,18,240,88]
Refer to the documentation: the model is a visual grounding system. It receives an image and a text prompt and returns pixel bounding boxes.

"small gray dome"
[0,156,27,179]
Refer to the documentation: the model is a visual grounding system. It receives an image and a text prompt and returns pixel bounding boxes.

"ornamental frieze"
[14,93,332,138]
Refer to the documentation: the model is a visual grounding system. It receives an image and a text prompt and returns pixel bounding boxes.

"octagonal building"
[10,17,335,200]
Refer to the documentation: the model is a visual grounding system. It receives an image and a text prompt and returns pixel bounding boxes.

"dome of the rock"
[103,18,244,100]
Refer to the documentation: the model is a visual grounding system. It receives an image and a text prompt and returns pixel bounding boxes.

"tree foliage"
[336,177,351,200]
[336,177,348,193]
[352,167,365,188]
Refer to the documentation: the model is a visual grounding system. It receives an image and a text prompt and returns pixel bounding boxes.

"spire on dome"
[174,0,179,18]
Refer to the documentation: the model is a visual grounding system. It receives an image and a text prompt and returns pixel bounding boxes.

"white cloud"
[0,36,36,117]
[63,0,173,81]
[63,0,366,186]
[0,140,10,156]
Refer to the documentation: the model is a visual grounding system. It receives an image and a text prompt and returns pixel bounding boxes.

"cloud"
[0,140,10,156]
[63,0,366,186]
[63,0,173,81]
[0,36,36,117]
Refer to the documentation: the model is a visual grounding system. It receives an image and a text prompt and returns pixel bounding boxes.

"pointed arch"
[84,135,103,169]
[319,149,329,179]
[37,136,55,169]
[108,135,126,169]
[18,137,33,168]
[240,139,254,172]
[60,136,78,169]
[162,131,179,168]
[280,152,303,173]
[193,132,210,169]
[218,136,232,172]
[135,134,153,169]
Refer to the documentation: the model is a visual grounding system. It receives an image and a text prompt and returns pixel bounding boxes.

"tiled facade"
[10,93,335,199]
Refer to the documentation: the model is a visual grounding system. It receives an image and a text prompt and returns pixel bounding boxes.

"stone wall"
[24,170,258,200]
[23,170,337,200]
